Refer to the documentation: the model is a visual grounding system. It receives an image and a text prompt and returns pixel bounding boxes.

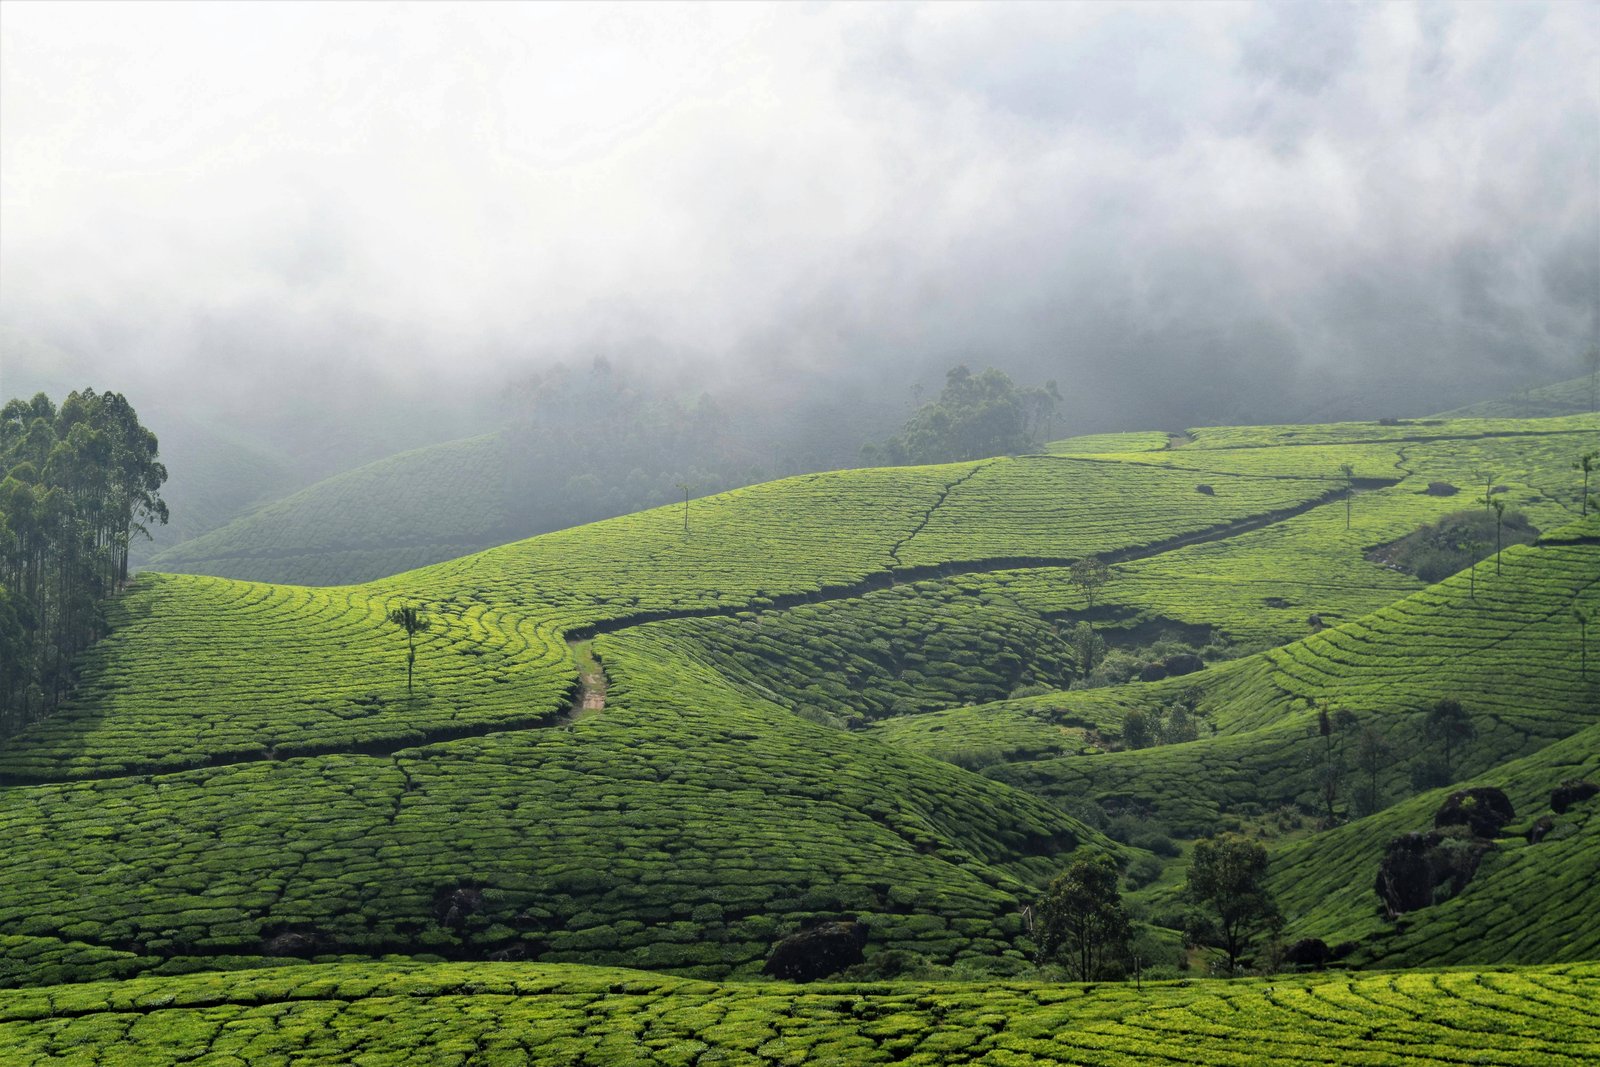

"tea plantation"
[2,411,1597,1062]
[2,961,1596,1066]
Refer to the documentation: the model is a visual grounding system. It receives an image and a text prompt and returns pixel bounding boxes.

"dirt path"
[568,639,607,718]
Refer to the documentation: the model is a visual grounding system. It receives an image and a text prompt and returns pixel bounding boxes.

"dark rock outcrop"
[763,920,870,982]
[1375,830,1491,918]
[1139,662,1169,682]
[1424,482,1459,496]
[1433,787,1514,838]
[1551,780,1599,814]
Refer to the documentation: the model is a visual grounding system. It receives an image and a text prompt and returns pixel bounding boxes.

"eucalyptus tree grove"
[0,389,168,732]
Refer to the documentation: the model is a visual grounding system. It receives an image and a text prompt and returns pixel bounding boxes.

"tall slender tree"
[1069,558,1112,623]
[1575,451,1597,518]
[1471,469,1495,512]
[1424,698,1476,781]
[386,604,432,696]
[1491,498,1506,575]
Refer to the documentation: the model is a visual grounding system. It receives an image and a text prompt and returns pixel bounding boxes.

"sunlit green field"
[3,961,1596,1066]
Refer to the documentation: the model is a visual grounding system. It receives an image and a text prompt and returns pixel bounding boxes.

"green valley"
[3,409,1597,1064]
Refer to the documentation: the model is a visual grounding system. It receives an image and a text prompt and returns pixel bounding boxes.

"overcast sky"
[2,0,1597,427]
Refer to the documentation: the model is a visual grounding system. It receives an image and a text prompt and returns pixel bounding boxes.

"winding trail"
[567,639,607,719]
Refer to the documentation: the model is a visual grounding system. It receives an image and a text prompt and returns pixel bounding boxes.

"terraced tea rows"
[0,576,573,782]
[1179,414,1598,450]
[893,456,1335,568]
[988,533,1599,834]
[2,413,1595,1000]
[0,616,1106,986]
[3,961,1596,1066]
[980,425,1597,645]
[646,582,1077,726]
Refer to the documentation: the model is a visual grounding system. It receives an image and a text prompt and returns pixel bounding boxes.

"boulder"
[1423,481,1459,496]
[1375,830,1492,918]
[1162,653,1204,677]
[1375,833,1436,916]
[1139,662,1169,682]
[1551,780,1599,814]
[1433,787,1514,838]
[763,920,870,982]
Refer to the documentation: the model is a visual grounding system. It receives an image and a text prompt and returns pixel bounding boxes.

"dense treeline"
[0,390,167,733]
[863,365,1061,465]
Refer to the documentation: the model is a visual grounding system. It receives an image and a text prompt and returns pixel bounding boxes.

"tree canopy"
[0,389,167,732]
[864,366,1060,465]
[1184,834,1281,974]
[1035,852,1131,981]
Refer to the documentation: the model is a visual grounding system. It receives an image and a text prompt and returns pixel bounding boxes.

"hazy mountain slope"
[1437,374,1598,418]
[147,433,515,586]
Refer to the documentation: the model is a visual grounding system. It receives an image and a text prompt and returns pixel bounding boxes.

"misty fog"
[3,1,1597,539]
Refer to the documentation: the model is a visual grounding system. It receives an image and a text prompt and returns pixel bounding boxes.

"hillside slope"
[1437,374,1598,418]
[147,433,517,586]
[2,413,1596,995]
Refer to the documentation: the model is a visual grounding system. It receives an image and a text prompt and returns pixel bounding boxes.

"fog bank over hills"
[4,1,1597,470]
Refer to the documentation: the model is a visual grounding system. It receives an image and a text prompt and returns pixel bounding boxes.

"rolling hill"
[1437,373,1598,418]
[2,410,1597,1062]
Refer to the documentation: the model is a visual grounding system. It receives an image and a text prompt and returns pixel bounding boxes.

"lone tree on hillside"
[1575,451,1597,517]
[387,604,432,695]
[1466,536,1484,601]
[1184,835,1281,975]
[1491,498,1507,575]
[674,481,694,535]
[1339,463,1356,529]
[1471,469,1495,513]
[1069,621,1106,681]
[1036,852,1131,982]
[1423,698,1476,782]
[1307,702,1358,825]
[1069,558,1112,623]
